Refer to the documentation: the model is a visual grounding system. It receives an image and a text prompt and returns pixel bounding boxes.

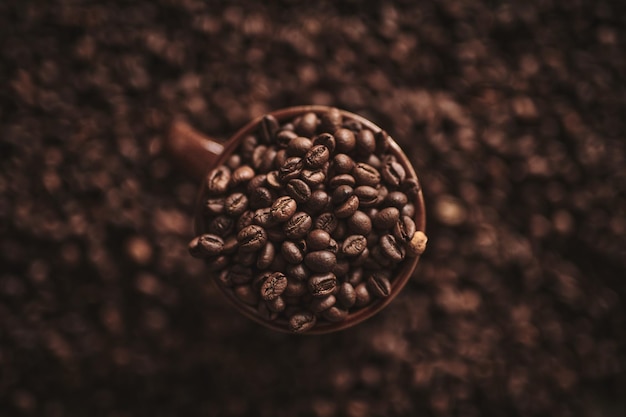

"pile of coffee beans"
[189,108,427,332]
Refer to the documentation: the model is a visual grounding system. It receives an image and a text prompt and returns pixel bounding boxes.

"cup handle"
[165,119,225,181]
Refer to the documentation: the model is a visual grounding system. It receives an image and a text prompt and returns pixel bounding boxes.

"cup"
[167,105,427,334]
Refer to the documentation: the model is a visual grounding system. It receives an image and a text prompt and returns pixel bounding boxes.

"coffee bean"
[283,212,312,239]
[276,129,297,147]
[352,162,381,187]
[393,216,416,243]
[306,229,331,251]
[334,195,359,218]
[384,191,409,208]
[234,248,258,267]
[260,272,288,301]
[354,282,372,306]
[253,207,276,228]
[206,166,231,195]
[347,268,364,286]
[260,147,277,172]
[237,225,268,252]
[251,145,267,170]
[306,190,330,213]
[286,178,311,203]
[267,296,286,313]
[256,241,275,269]
[295,112,318,137]
[278,157,303,181]
[333,153,355,174]
[314,212,338,234]
[230,165,255,186]
[265,170,282,189]
[332,259,350,277]
[380,234,405,262]
[217,269,233,286]
[204,197,225,215]
[304,250,337,273]
[206,255,230,272]
[407,230,428,257]
[370,245,393,267]
[313,133,336,153]
[222,235,239,254]
[240,135,258,160]
[332,185,353,205]
[373,207,400,229]
[274,149,288,168]
[337,282,356,308]
[287,136,313,157]
[270,196,297,222]
[188,234,224,258]
[352,247,370,267]
[310,294,336,313]
[320,107,342,133]
[343,119,362,132]
[356,129,376,156]
[367,272,392,298]
[229,265,253,285]
[237,210,255,231]
[375,130,390,154]
[347,211,373,235]
[226,154,241,170]
[256,302,279,321]
[247,174,267,193]
[342,235,367,257]
[328,174,356,189]
[301,169,326,186]
[288,311,316,333]
[249,187,274,209]
[234,285,258,306]
[381,160,406,187]
[354,185,379,207]
[281,240,304,264]
[308,272,337,297]
[286,263,309,281]
[334,128,356,153]
[260,114,279,143]
[401,203,415,218]
[224,192,248,216]
[208,215,235,237]
[331,220,348,240]
[323,306,348,322]
[327,238,339,254]
[401,177,420,200]
[365,154,383,169]
[284,278,308,297]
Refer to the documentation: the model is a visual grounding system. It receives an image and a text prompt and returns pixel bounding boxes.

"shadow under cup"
[192,105,426,334]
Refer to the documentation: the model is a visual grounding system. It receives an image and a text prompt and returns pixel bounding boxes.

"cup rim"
[194,105,426,334]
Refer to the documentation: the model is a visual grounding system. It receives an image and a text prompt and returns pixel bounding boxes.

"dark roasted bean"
[204,197,225,215]
[322,306,348,322]
[206,255,230,272]
[380,234,405,262]
[222,235,239,254]
[331,220,348,240]
[306,190,330,213]
[281,241,304,264]
[384,191,409,208]
[256,302,279,321]
[356,129,376,156]
[206,166,231,195]
[276,129,298,147]
[306,229,332,251]
[256,241,275,269]
[304,250,337,273]
[347,211,373,235]
[283,212,312,239]
[249,187,274,209]
[314,212,338,234]
[284,278,308,297]
[260,272,288,301]
[332,185,353,205]
[334,128,356,153]
[230,165,255,186]
[265,170,282,189]
[308,272,337,297]
[328,174,356,189]
[286,178,312,203]
[287,136,313,156]
[354,282,372,306]
[334,195,359,218]
[401,177,420,200]
[229,265,253,285]
[337,282,357,308]
[224,192,248,216]
[260,114,279,143]
[375,130,390,154]
[253,207,276,228]
[237,210,255,231]
[332,259,350,277]
[333,153,355,174]
[301,169,326,186]
[226,154,241,170]
[381,160,406,186]
[354,185,379,207]
[288,311,316,333]
[274,149,288,168]
[278,156,303,181]
[295,112,318,137]
[402,203,416,218]
[342,235,367,257]
[233,248,258,267]
[237,225,268,252]
[367,272,392,298]
[188,234,224,257]
[373,207,400,230]
[286,263,310,281]
[234,285,258,306]
[320,107,342,133]
[313,133,336,153]
[251,145,267,170]
[270,196,297,222]
[261,146,277,172]
[247,174,267,193]
[267,296,286,313]
[208,215,235,237]
[352,162,381,187]
[393,216,416,243]
[310,294,336,313]
[347,268,364,286]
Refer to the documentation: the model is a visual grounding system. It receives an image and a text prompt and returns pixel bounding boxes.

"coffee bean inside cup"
[190,108,427,333]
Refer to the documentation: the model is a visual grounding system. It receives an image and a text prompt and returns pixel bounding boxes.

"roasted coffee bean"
[278,156,303,181]
[229,265,253,285]
[237,225,268,252]
[352,163,380,187]
[206,166,231,195]
[233,248,258,267]
[217,269,233,286]
[234,285,259,306]
[353,247,370,267]
[320,107,342,133]
[205,197,225,215]
[306,229,332,251]
[314,212,338,234]
[260,114,279,143]
[402,203,416,218]
[208,215,235,237]
[334,128,356,153]
[226,154,241,170]
[401,177,420,200]
[301,169,326,186]
[222,235,239,254]
[365,154,383,169]
[310,294,336,313]
[270,196,297,222]
[249,187,274,209]
[287,136,313,156]
[384,191,409,208]
[354,185,379,207]
[274,149,288,168]
[331,220,348,240]
[343,119,362,132]
[283,212,312,239]
[331,185,353,205]
[286,263,309,281]
[333,153,355,174]
[237,210,255,231]
[188,234,224,257]
[306,190,330,213]
[251,145,267,170]
[407,230,428,257]
[334,195,359,218]
[256,241,275,269]
[281,240,304,264]
[347,211,373,235]
[380,234,405,262]
[332,259,350,277]
[224,192,248,217]
[308,272,337,297]
[261,147,278,172]
[265,170,282,189]
[367,272,392,298]
[375,130,390,154]
[342,235,367,257]
[206,255,230,272]
[240,135,258,160]
[370,245,393,267]
[253,207,276,228]
[313,133,336,153]
[304,250,337,273]
[295,112,318,137]
[327,238,339,254]
[328,174,356,189]
[247,174,267,193]
[338,282,357,308]
[230,165,255,186]
[356,129,376,156]
[347,268,364,286]
[284,278,308,297]
[393,216,416,243]
[381,160,406,187]
[286,178,311,203]
[373,207,400,229]
[260,272,288,301]
[354,282,372,307]
[267,296,286,313]
[276,129,298,148]
[257,302,279,321]
[323,306,348,322]
[289,311,316,333]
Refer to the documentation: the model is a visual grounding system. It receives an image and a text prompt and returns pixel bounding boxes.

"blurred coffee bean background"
[1,0,625,416]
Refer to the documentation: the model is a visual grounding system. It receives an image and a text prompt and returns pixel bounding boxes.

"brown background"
[1,0,625,416]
